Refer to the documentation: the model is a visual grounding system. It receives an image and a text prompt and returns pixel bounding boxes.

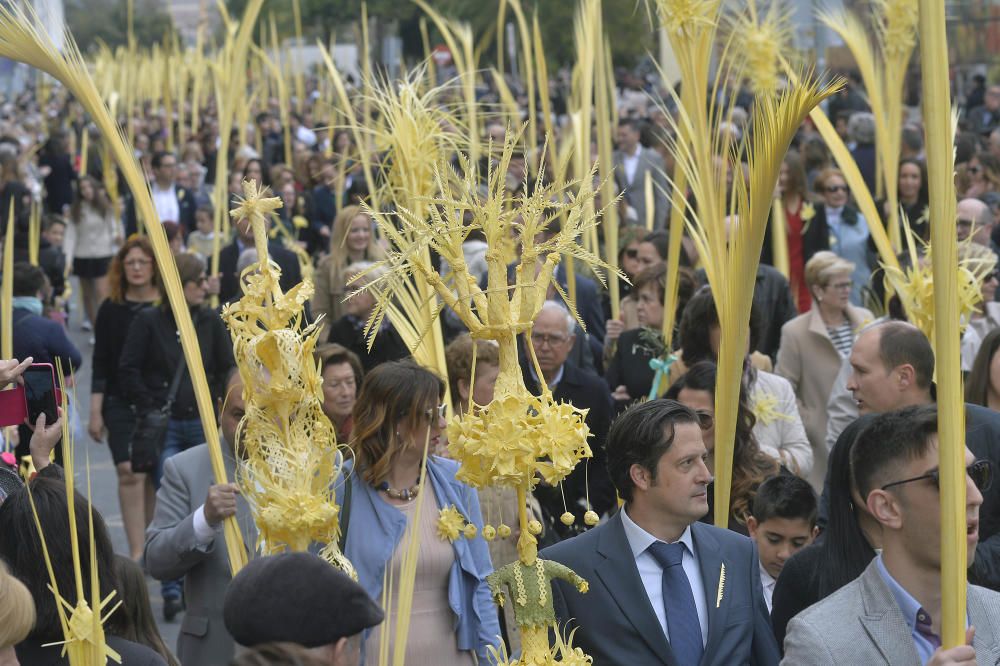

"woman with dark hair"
[338,360,499,664]
[113,555,179,666]
[675,287,813,477]
[118,252,234,619]
[39,129,76,214]
[881,158,930,241]
[0,476,166,664]
[604,262,695,412]
[763,151,828,313]
[665,361,780,533]
[966,328,1000,411]
[88,236,160,561]
[965,152,1000,199]
[770,414,879,651]
[65,175,119,332]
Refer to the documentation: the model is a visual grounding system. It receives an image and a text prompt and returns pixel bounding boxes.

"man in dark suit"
[522,301,614,535]
[614,118,669,228]
[124,151,197,236]
[542,400,780,666]
[218,213,303,303]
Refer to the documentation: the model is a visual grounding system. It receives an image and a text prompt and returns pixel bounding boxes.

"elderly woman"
[325,261,409,372]
[338,360,499,664]
[315,343,364,441]
[775,251,872,490]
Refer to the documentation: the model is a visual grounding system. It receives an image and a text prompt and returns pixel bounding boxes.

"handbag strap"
[338,474,352,553]
[163,352,188,411]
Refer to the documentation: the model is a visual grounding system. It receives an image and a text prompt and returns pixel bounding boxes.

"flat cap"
[224,552,384,648]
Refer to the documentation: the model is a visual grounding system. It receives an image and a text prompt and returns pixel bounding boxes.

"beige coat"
[775,303,873,490]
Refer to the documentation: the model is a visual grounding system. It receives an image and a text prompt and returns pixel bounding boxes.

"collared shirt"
[620,505,708,646]
[622,145,642,186]
[759,562,776,614]
[876,554,956,665]
[152,181,180,225]
[528,362,564,391]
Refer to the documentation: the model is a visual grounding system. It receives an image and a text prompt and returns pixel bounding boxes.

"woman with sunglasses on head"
[776,252,873,491]
[118,252,235,619]
[338,360,499,664]
[811,169,872,305]
[88,236,161,562]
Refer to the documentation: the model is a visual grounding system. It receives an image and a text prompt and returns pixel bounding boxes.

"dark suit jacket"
[217,239,303,303]
[497,263,606,343]
[543,511,780,666]
[124,184,197,237]
[11,307,82,371]
[522,361,615,522]
[16,635,166,665]
[605,327,657,413]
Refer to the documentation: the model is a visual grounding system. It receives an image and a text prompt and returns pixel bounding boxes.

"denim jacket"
[336,456,500,660]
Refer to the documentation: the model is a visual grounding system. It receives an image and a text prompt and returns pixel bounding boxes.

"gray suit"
[144,443,257,666]
[782,559,1000,665]
[542,511,780,665]
[614,146,669,228]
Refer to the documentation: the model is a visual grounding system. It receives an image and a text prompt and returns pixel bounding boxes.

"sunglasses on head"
[881,459,993,493]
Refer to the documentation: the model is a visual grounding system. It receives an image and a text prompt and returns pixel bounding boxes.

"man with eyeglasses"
[956,198,995,246]
[824,320,1000,592]
[784,406,1000,665]
[523,300,614,537]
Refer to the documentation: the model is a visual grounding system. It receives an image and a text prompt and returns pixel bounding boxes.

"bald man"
[957,197,994,245]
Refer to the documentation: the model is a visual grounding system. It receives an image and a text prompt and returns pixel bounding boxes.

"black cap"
[223,552,384,648]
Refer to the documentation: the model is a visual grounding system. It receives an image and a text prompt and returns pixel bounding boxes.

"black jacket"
[217,239,303,304]
[604,328,657,413]
[522,360,615,532]
[123,184,197,237]
[17,635,166,666]
[118,305,235,418]
[326,314,410,372]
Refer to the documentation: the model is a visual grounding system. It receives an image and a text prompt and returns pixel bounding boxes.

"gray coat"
[613,146,669,229]
[144,443,257,666]
[782,559,1000,665]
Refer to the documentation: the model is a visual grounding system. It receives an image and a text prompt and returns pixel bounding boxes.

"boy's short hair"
[196,204,214,217]
[750,474,818,527]
[41,214,65,231]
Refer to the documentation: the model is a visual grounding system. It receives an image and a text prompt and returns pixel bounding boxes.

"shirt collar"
[759,561,776,589]
[875,553,922,633]
[528,362,564,390]
[620,504,694,559]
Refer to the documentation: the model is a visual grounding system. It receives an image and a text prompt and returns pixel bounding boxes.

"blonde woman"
[312,205,386,341]
[775,251,873,490]
[0,562,34,666]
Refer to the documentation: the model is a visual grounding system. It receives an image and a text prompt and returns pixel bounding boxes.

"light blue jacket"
[336,456,500,661]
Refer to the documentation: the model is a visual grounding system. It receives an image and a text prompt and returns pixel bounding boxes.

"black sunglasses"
[826,184,849,193]
[881,459,993,493]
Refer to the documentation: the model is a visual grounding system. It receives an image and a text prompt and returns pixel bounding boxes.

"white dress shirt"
[152,182,180,224]
[620,506,709,646]
[759,562,776,614]
[622,145,642,186]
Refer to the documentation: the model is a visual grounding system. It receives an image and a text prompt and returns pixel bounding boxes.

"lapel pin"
[716,563,726,608]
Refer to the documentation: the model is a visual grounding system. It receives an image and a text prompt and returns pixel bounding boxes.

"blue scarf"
[12,296,42,316]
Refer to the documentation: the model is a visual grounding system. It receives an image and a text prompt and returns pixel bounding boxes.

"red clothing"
[786,200,811,313]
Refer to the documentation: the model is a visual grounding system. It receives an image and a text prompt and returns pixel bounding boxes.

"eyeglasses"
[624,248,639,259]
[531,332,570,347]
[881,459,993,493]
[957,218,975,228]
[422,403,447,421]
[826,184,849,193]
[827,281,854,291]
[123,258,152,268]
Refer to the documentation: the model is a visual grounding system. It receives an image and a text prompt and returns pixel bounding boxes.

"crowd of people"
[3,54,1000,666]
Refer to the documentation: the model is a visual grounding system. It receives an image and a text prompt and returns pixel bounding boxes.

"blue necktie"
[648,541,704,666]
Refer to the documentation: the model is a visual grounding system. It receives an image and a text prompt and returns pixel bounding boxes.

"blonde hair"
[0,562,35,648]
[328,205,385,266]
[805,251,855,291]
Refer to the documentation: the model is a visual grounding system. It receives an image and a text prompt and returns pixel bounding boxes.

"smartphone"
[22,363,58,425]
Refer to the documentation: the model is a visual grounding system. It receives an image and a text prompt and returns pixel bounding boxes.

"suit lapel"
[594,513,676,665]
[969,587,1000,665]
[857,562,918,665]
[223,444,258,554]
[691,523,727,666]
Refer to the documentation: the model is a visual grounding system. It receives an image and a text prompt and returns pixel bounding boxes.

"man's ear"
[866,489,904,530]
[896,363,916,391]
[629,463,652,492]
[811,525,820,540]
[746,515,760,537]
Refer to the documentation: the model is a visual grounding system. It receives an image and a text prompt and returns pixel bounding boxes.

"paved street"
[60,280,182,651]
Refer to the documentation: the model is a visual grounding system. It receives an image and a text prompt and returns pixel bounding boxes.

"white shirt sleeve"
[192,504,218,546]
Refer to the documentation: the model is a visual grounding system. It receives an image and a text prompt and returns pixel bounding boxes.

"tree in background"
[65,0,175,52]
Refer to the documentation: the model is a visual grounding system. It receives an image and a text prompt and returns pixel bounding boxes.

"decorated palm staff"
[224,179,354,578]
[357,130,618,664]
[0,1,248,575]
[657,11,839,527]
